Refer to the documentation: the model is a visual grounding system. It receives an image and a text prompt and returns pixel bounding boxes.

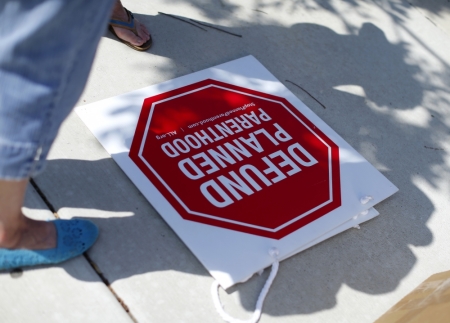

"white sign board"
[76,56,397,289]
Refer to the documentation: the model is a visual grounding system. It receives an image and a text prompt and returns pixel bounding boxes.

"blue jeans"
[0,0,115,180]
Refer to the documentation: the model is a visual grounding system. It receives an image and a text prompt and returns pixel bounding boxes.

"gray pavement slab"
[410,0,450,36]
[31,0,450,322]
[34,112,245,322]
[0,186,133,323]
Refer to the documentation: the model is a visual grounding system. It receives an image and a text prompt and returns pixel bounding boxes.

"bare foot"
[0,215,56,250]
[0,179,56,251]
[111,4,150,46]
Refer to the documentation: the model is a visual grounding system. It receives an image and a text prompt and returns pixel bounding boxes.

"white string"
[211,249,280,323]
[360,195,373,205]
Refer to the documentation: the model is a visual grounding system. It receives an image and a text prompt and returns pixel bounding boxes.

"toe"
[127,32,145,46]
[137,23,150,42]
[113,26,145,46]
[140,23,150,38]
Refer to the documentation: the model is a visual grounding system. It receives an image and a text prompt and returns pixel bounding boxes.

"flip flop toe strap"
[109,8,138,35]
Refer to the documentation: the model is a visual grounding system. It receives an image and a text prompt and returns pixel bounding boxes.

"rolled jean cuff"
[0,140,47,180]
[0,0,116,180]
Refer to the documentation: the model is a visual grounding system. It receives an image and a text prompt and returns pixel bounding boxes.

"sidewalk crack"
[29,179,138,323]
[84,253,138,323]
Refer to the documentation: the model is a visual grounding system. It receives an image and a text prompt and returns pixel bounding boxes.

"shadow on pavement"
[30,3,449,317]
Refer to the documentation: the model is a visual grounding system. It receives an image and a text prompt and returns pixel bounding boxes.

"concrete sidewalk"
[1,0,450,322]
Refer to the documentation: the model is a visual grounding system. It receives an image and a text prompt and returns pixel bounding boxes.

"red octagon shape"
[129,79,341,239]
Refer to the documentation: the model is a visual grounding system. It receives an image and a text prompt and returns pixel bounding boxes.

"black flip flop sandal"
[109,8,152,51]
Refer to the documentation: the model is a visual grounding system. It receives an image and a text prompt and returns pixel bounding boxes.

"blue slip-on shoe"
[0,219,99,271]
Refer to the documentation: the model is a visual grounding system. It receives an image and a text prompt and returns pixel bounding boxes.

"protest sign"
[129,79,341,239]
[76,56,397,291]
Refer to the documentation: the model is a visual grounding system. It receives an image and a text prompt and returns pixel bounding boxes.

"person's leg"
[0,0,117,180]
[0,0,115,268]
[0,179,55,250]
[110,0,151,47]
